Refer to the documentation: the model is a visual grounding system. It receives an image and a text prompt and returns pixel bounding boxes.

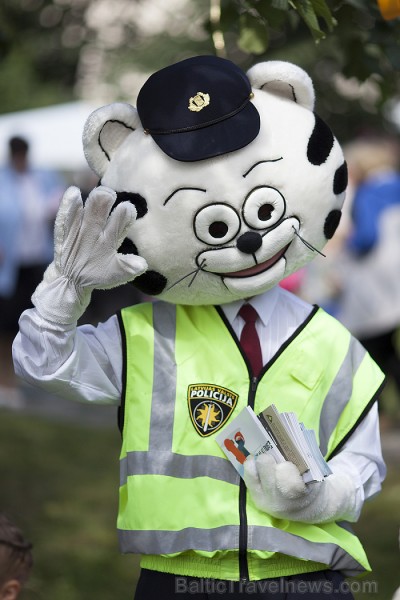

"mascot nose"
[236,231,263,254]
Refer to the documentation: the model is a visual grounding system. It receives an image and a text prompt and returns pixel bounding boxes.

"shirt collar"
[221,285,280,328]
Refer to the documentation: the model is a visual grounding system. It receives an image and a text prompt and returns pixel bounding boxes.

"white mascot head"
[83,56,347,305]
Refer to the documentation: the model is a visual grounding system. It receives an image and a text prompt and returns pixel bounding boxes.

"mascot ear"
[82,102,141,177]
[247,61,315,111]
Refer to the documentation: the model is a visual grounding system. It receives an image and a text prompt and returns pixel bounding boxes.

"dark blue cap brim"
[150,101,260,162]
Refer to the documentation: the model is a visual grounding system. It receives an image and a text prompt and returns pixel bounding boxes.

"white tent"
[0,101,101,172]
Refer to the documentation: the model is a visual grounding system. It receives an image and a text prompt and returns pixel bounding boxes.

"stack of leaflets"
[216,404,331,484]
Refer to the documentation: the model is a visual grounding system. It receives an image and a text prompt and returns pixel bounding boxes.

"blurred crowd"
[0,136,65,387]
[1,132,400,428]
[298,134,400,428]
[0,134,144,390]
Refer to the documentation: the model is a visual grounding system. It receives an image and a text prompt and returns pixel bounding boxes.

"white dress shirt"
[13,285,386,517]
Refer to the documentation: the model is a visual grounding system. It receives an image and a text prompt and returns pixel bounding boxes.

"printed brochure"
[216,404,331,483]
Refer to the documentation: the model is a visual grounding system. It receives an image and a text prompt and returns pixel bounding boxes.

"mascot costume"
[13,56,385,599]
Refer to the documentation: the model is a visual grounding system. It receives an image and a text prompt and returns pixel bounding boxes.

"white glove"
[33,185,148,325]
[244,454,357,524]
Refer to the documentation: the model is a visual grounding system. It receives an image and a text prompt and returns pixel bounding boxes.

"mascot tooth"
[13,56,385,597]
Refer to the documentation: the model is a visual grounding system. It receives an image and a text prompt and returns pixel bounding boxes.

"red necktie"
[238,303,263,377]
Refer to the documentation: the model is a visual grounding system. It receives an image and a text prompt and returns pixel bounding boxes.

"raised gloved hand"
[244,454,357,524]
[33,185,148,325]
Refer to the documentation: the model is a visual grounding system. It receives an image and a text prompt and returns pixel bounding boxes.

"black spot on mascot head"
[133,271,168,296]
[307,114,334,166]
[118,238,138,255]
[324,210,342,240]
[116,228,168,296]
[114,191,148,218]
[333,162,348,195]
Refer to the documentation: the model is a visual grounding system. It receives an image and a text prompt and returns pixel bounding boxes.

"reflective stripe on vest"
[149,301,176,451]
[118,302,384,579]
[118,525,363,575]
[319,336,366,457]
[120,450,239,486]
[318,334,382,458]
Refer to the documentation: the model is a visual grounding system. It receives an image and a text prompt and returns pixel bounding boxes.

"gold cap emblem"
[188,92,210,112]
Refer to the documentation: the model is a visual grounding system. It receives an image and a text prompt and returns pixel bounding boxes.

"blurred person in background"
[0,135,64,387]
[0,514,33,600]
[335,136,400,426]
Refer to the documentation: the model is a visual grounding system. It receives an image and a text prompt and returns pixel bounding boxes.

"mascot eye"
[242,186,286,230]
[209,221,228,238]
[194,203,241,246]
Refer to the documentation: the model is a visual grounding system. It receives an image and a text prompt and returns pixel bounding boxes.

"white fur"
[83,103,141,177]
[247,61,315,110]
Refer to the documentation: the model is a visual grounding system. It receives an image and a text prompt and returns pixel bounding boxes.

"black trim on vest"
[326,377,386,461]
[215,303,320,381]
[259,304,320,378]
[117,310,128,435]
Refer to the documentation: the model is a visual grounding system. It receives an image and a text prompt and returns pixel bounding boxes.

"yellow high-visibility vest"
[117,301,384,581]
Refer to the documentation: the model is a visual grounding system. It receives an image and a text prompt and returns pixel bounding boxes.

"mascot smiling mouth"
[223,244,290,278]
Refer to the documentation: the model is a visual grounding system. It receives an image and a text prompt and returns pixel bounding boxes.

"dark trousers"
[134,569,354,599]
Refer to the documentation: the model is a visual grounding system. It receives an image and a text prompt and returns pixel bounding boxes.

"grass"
[352,466,400,600]
[0,408,140,600]
[0,408,399,599]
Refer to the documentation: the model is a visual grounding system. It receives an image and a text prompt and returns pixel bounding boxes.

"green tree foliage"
[0,0,214,112]
[0,0,399,139]
[0,0,84,113]
[214,0,400,139]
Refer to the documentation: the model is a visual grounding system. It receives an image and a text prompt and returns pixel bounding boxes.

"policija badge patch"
[188,384,238,437]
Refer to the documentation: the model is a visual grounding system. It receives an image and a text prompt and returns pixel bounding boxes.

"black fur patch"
[118,238,138,255]
[116,246,169,298]
[324,210,342,239]
[333,162,348,195]
[115,191,148,218]
[133,270,168,296]
[307,114,335,166]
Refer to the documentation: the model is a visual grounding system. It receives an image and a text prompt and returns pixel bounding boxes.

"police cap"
[136,55,260,162]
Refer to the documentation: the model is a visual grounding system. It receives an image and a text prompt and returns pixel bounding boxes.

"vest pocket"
[290,353,322,390]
